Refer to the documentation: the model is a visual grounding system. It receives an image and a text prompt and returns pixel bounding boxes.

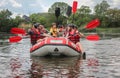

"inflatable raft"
[30,37,82,56]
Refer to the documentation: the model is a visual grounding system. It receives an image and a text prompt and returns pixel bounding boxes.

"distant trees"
[106,8,120,27]
[94,0,110,27]
[0,9,24,32]
[48,2,69,16]
[0,0,120,32]
[70,5,92,27]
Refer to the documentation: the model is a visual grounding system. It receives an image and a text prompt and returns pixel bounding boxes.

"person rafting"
[28,23,41,45]
[50,23,59,37]
[64,24,85,53]
[37,24,51,42]
[58,25,65,37]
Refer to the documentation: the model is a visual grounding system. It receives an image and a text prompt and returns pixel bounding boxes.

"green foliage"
[106,8,120,27]
[94,0,110,28]
[30,13,56,27]
[94,0,110,16]
[68,5,92,28]
[0,0,120,33]
[0,9,24,32]
[29,13,67,28]
[48,2,69,16]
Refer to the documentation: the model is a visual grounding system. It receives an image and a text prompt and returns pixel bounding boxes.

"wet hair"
[34,23,40,28]
[58,25,63,28]
[67,24,78,29]
[67,24,74,28]
[52,23,56,26]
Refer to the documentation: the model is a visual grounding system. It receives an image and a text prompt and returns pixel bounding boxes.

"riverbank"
[0,32,16,39]
[96,28,120,33]
[80,27,120,33]
[1,27,120,39]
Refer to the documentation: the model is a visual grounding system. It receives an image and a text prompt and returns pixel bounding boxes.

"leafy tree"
[94,0,110,27]
[0,9,12,32]
[30,13,56,28]
[48,2,69,16]
[94,0,110,17]
[30,13,47,25]
[0,9,24,32]
[68,5,92,28]
[106,8,120,27]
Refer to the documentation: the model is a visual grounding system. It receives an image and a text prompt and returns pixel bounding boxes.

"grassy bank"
[0,32,16,39]
[96,28,120,33]
[80,28,120,33]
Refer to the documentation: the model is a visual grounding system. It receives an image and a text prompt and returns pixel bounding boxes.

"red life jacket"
[30,28,41,45]
[68,30,80,44]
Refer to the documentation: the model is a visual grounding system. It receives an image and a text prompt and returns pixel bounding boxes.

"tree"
[0,9,24,32]
[77,5,92,25]
[30,13,46,25]
[68,5,92,27]
[106,8,120,27]
[94,0,110,17]
[48,2,69,16]
[94,0,110,27]
[0,9,12,32]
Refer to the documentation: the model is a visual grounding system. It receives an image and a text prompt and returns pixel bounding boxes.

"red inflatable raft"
[30,37,82,56]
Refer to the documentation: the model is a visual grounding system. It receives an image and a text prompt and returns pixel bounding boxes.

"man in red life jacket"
[28,23,41,45]
[65,24,85,53]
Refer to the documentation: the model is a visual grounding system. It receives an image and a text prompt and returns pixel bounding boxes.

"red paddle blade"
[86,35,100,41]
[9,36,22,43]
[72,1,78,14]
[10,28,26,34]
[85,19,100,29]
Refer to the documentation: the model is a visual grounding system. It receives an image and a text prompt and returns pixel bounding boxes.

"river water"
[0,36,120,78]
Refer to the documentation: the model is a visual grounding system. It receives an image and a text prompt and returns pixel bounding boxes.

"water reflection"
[9,57,31,78]
[30,56,83,78]
[0,37,120,78]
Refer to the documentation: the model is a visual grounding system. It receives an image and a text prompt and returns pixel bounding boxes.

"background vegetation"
[0,0,120,33]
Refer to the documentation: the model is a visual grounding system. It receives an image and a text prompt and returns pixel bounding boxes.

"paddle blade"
[9,36,22,43]
[86,35,100,41]
[85,19,100,29]
[10,28,26,34]
[72,1,78,14]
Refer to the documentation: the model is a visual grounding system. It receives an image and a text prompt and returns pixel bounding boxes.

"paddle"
[72,1,78,14]
[84,19,100,29]
[9,36,22,43]
[86,35,100,41]
[72,1,78,23]
[10,28,26,34]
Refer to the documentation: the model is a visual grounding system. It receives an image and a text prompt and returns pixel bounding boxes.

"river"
[0,36,120,78]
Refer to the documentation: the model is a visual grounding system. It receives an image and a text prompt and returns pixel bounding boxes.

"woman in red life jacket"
[73,26,85,53]
[37,24,51,43]
[58,25,65,37]
[63,24,71,37]
[28,23,41,45]
[65,24,85,53]
[38,25,49,34]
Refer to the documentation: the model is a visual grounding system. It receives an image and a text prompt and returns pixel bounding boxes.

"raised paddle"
[86,35,100,41]
[84,19,100,29]
[72,1,78,14]
[9,36,22,43]
[72,1,78,23]
[10,28,26,34]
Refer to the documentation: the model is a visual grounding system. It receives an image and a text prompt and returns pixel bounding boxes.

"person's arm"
[27,29,34,35]
[79,32,85,38]
[50,28,53,35]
